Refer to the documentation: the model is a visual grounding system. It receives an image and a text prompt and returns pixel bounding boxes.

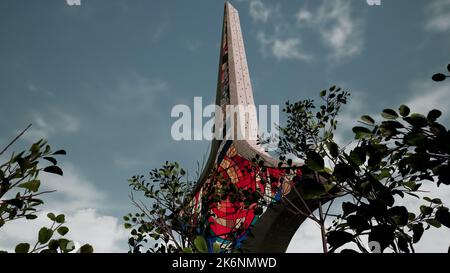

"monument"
[191,2,313,252]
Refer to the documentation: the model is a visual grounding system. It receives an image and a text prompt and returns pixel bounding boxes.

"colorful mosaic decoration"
[193,141,302,250]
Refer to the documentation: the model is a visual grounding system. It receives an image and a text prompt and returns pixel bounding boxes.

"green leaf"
[48,239,59,250]
[124,223,132,229]
[59,239,74,253]
[427,109,442,121]
[25,214,38,220]
[323,182,335,193]
[43,157,57,165]
[405,113,428,128]
[182,247,193,253]
[43,166,63,176]
[57,226,69,236]
[47,213,56,221]
[55,214,65,224]
[6,199,24,208]
[426,219,442,228]
[52,150,67,155]
[436,208,450,228]
[305,151,324,171]
[320,90,327,97]
[342,202,358,217]
[298,178,327,200]
[403,181,417,191]
[420,205,433,215]
[404,132,426,146]
[79,244,94,253]
[378,169,391,180]
[352,126,372,139]
[360,115,375,125]
[349,147,366,166]
[194,236,208,253]
[412,224,424,243]
[387,206,408,226]
[398,105,410,117]
[327,231,354,250]
[369,225,395,251]
[15,243,30,253]
[347,215,370,233]
[326,142,339,158]
[432,73,447,82]
[18,180,40,192]
[333,163,355,182]
[30,142,40,154]
[16,156,29,174]
[381,109,399,120]
[38,227,53,244]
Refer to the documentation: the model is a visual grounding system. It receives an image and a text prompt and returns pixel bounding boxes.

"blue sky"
[1,0,450,252]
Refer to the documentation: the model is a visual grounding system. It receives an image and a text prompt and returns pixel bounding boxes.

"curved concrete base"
[241,187,319,253]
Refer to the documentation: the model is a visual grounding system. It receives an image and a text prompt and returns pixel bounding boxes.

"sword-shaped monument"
[191,2,314,253]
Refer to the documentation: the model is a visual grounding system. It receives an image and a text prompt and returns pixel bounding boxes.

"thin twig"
[318,201,329,253]
[0,124,32,156]
[282,196,318,222]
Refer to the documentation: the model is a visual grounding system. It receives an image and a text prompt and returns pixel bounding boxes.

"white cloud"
[0,209,128,253]
[257,32,312,61]
[40,164,106,212]
[425,0,450,32]
[296,10,312,23]
[0,163,128,253]
[272,38,312,61]
[63,209,128,253]
[246,0,315,62]
[298,0,363,60]
[0,209,127,253]
[406,81,450,122]
[23,111,80,142]
[253,1,363,62]
[286,218,323,253]
[249,0,271,23]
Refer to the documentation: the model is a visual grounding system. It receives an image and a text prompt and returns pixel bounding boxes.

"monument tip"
[225,1,237,11]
